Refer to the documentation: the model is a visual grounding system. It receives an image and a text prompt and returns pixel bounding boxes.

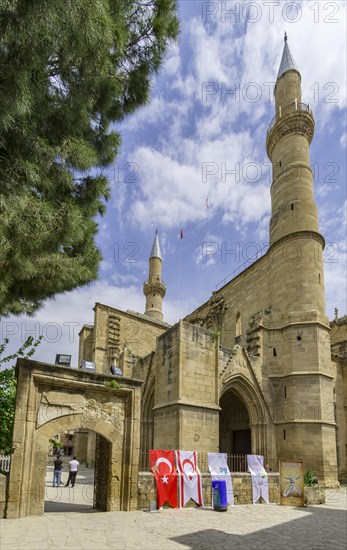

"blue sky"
[1,0,346,366]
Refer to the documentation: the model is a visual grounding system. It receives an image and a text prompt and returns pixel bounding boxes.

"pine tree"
[0,0,179,315]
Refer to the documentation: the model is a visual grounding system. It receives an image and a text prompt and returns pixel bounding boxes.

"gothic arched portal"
[219,375,267,471]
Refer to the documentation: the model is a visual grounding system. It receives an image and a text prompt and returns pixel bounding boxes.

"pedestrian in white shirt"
[65,456,80,488]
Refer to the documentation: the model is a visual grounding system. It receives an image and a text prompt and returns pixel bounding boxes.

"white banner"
[208,452,234,505]
[247,454,269,504]
[175,450,204,508]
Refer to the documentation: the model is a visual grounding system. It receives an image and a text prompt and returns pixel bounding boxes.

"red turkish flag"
[150,450,178,508]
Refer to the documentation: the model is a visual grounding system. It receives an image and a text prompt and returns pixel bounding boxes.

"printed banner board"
[175,450,204,508]
[247,454,269,504]
[150,450,178,508]
[208,452,234,505]
[280,461,304,507]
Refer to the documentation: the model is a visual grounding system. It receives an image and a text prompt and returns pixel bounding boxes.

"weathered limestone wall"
[78,325,94,364]
[154,322,219,452]
[334,359,347,481]
[84,303,169,375]
[0,474,7,518]
[186,253,271,352]
[137,472,280,509]
[73,430,89,463]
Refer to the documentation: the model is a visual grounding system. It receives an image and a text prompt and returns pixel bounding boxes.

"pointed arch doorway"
[219,375,268,472]
[219,390,251,471]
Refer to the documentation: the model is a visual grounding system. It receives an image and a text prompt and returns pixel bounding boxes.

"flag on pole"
[247,454,269,504]
[150,450,178,508]
[175,450,203,507]
[208,452,234,505]
[180,229,184,239]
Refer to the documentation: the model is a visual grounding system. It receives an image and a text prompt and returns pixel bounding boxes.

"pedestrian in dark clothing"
[53,456,63,487]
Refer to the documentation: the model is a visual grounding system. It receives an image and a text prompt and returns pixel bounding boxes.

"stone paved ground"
[1,465,346,550]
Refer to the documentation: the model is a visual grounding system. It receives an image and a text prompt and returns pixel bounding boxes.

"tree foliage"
[0,336,42,454]
[0,0,179,315]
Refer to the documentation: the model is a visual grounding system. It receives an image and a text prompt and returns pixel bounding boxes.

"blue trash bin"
[212,480,228,511]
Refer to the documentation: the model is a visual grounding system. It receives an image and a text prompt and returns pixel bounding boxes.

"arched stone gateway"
[219,375,270,470]
[5,359,142,518]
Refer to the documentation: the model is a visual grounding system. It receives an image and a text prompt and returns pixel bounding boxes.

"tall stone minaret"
[266,34,337,485]
[266,32,325,317]
[143,230,166,321]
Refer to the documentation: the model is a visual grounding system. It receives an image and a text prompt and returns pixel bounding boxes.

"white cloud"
[194,233,223,266]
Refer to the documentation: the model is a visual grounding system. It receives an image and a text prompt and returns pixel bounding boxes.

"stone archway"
[6,359,142,518]
[219,374,268,470]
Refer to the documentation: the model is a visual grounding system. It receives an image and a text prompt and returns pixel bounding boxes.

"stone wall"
[0,474,8,518]
[153,322,219,452]
[137,472,280,509]
[90,303,170,375]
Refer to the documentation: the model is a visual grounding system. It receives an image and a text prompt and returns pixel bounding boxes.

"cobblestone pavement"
[1,466,346,550]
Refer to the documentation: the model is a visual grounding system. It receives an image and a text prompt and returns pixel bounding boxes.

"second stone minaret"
[143,230,166,321]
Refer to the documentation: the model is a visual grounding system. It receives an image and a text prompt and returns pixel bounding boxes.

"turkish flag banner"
[150,450,178,508]
[175,450,204,508]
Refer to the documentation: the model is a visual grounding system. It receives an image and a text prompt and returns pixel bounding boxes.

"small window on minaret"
[319,273,321,283]
[291,203,294,210]
[283,430,286,440]
[279,161,282,168]
[284,386,287,398]
[273,348,277,357]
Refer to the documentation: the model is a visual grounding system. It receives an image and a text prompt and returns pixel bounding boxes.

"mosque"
[6,36,346,517]
[78,35,346,485]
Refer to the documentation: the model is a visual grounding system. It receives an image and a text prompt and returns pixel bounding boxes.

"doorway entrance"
[219,389,251,471]
[44,430,110,513]
[6,359,142,518]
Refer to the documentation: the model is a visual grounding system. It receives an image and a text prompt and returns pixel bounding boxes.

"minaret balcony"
[266,101,314,159]
[143,280,166,297]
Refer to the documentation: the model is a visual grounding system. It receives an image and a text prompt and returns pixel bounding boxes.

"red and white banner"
[175,450,203,508]
[150,450,178,508]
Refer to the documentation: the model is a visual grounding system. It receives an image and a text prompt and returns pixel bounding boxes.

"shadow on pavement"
[171,506,347,550]
[44,501,96,513]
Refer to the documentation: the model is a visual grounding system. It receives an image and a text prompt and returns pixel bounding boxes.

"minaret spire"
[277,32,299,81]
[150,228,162,260]
[143,230,166,321]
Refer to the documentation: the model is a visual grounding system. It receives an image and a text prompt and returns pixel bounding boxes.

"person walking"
[53,455,63,487]
[65,456,80,488]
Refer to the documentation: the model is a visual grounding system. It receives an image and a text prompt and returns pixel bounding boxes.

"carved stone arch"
[6,360,142,518]
[219,374,268,467]
[220,374,267,425]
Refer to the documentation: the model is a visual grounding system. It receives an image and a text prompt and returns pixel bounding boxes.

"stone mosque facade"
[78,37,346,486]
[6,37,347,518]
